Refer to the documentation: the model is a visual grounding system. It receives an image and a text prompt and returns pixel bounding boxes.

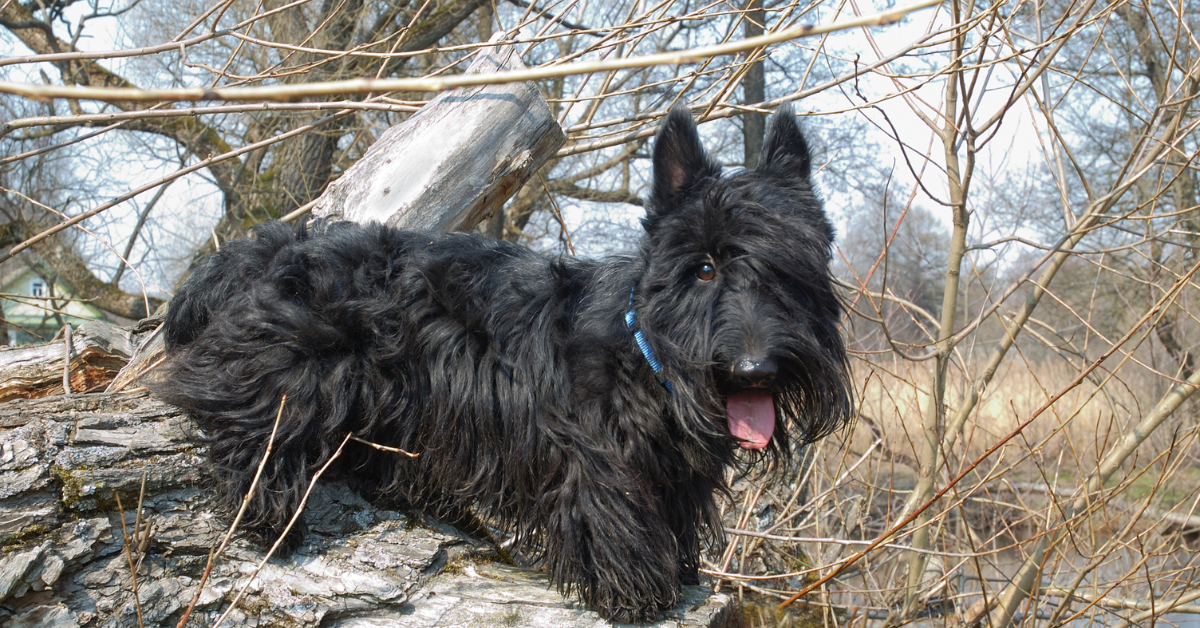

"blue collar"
[625,288,673,392]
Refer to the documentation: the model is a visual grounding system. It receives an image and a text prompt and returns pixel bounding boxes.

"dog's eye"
[696,263,716,281]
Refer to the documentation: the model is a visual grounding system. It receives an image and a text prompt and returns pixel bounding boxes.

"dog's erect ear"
[650,105,721,213]
[757,103,812,181]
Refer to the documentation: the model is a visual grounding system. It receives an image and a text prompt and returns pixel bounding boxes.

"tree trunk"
[741,0,766,169]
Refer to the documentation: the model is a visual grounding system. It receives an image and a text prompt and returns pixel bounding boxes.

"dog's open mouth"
[726,389,775,449]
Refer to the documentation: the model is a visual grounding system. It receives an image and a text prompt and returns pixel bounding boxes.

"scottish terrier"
[155,103,851,623]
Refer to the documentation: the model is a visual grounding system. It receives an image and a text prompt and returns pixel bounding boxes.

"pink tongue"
[726,389,776,449]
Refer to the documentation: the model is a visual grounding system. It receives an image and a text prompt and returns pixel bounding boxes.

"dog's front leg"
[540,462,683,623]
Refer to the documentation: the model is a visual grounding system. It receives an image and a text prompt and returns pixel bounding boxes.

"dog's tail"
[163,221,301,349]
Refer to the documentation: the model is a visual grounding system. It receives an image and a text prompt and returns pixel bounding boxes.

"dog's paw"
[586,584,681,624]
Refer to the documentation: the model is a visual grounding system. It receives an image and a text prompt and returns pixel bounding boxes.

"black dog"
[155,104,850,623]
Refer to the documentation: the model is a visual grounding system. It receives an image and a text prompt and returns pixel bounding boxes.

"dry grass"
[714,354,1200,626]
[849,357,1160,480]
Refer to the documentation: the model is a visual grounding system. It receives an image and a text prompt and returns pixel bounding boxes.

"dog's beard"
[725,389,775,449]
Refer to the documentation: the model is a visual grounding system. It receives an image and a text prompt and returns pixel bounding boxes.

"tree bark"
[312,40,565,231]
[0,320,133,402]
[265,0,494,221]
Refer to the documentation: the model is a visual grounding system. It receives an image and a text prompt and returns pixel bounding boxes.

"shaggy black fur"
[155,104,851,623]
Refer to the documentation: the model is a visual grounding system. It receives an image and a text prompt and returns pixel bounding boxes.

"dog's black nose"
[731,357,777,388]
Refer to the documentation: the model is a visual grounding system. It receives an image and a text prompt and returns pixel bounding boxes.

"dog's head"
[635,104,851,454]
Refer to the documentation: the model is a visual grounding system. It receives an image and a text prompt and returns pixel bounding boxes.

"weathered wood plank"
[0,321,133,404]
[312,39,565,231]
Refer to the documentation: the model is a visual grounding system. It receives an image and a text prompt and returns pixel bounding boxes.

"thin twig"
[113,490,145,628]
[134,471,149,573]
[210,430,353,628]
[61,323,73,395]
[0,0,942,104]
[348,435,419,457]
[175,396,288,628]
